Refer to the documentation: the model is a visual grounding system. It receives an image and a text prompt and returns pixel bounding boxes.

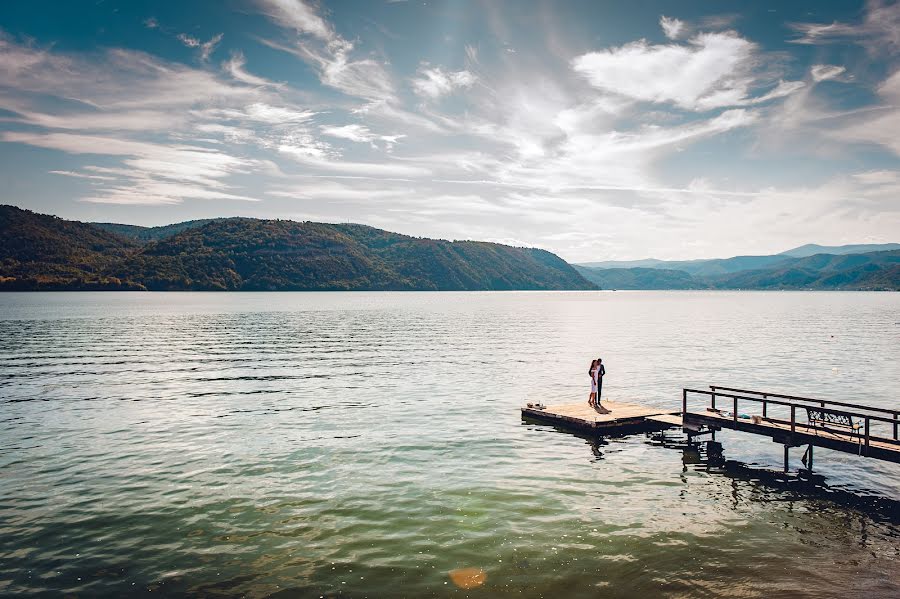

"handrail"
[709,385,898,416]
[686,389,898,425]
[682,387,900,446]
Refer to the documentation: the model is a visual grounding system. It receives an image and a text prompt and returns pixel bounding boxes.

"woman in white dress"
[588,359,598,407]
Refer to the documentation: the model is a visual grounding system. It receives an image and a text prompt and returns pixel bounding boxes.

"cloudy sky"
[1,0,899,261]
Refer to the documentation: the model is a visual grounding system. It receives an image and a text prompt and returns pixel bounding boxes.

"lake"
[1,291,898,598]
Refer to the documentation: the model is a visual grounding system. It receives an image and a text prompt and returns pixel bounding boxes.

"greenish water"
[0,291,898,598]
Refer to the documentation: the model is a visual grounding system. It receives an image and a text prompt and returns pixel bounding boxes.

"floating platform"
[521,400,681,434]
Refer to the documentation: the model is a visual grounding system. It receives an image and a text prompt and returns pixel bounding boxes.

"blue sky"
[1,0,898,261]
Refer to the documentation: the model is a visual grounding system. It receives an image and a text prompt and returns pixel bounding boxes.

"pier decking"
[521,400,680,433]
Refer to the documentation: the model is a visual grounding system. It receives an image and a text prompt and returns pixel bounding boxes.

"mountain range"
[1,205,897,291]
[575,245,900,290]
[0,205,593,291]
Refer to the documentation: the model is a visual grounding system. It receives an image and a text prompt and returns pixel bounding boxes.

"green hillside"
[0,206,594,291]
[709,250,900,290]
[0,205,142,289]
[92,219,219,243]
[575,266,704,290]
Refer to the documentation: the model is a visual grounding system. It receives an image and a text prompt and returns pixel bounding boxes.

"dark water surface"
[1,291,898,598]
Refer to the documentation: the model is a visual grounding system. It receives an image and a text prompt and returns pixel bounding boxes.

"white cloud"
[49,170,115,181]
[223,52,278,86]
[659,16,685,40]
[200,34,223,62]
[255,0,333,40]
[244,102,316,123]
[320,123,404,148]
[321,124,376,143]
[829,69,900,156]
[789,0,900,54]
[256,2,395,101]
[811,64,847,82]
[853,170,898,185]
[176,33,222,62]
[411,66,476,98]
[572,32,801,111]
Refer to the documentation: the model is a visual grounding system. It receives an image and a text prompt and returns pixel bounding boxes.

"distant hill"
[579,242,900,276]
[575,266,704,290]
[574,251,900,291]
[709,250,900,290]
[579,258,669,269]
[93,219,219,243]
[778,243,900,258]
[0,205,594,291]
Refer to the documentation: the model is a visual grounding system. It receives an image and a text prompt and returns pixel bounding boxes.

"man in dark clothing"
[595,358,606,403]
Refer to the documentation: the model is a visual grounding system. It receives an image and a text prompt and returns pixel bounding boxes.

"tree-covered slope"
[0,205,142,289]
[575,266,705,290]
[92,219,219,243]
[708,250,900,290]
[0,206,594,291]
[110,219,594,291]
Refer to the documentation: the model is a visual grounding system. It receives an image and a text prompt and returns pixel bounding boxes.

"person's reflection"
[588,435,608,459]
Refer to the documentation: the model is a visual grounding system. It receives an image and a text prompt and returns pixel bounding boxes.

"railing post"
[682,389,687,415]
[791,405,796,433]
[894,412,898,441]
[865,417,870,452]
[733,396,738,423]
[711,389,716,411]
[762,400,767,419]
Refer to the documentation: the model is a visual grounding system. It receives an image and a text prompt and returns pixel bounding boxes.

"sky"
[1,0,899,262]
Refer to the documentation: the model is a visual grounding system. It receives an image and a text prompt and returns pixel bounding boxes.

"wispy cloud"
[223,51,280,86]
[811,64,848,82]
[320,123,404,148]
[411,66,476,98]
[256,0,395,101]
[659,16,685,40]
[789,0,900,54]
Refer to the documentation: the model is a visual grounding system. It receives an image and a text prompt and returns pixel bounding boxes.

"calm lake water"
[1,291,898,598]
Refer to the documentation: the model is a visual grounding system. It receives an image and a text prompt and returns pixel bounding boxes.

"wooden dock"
[522,386,900,471]
[683,386,900,468]
[682,386,900,471]
[521,400,680,433]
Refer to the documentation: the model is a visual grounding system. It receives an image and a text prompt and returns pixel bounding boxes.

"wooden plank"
[646,413,683,426]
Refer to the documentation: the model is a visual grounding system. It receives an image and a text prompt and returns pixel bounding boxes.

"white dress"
[590,368,598,393]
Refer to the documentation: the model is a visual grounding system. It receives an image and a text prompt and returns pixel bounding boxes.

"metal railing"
[681,387,900,451]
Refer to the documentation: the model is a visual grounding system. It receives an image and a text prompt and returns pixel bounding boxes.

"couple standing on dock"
[588,358,606,408]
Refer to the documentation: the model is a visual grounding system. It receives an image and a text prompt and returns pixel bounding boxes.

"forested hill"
[0,205,594,291]
[576,250,900,290]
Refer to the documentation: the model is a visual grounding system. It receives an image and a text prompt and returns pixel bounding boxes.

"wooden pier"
[521,400,680,434]
[522,386,900,470]
[682,386,900,467]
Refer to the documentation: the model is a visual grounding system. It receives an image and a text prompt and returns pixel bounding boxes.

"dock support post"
[783,445,789,473]
[802,444,813,471]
